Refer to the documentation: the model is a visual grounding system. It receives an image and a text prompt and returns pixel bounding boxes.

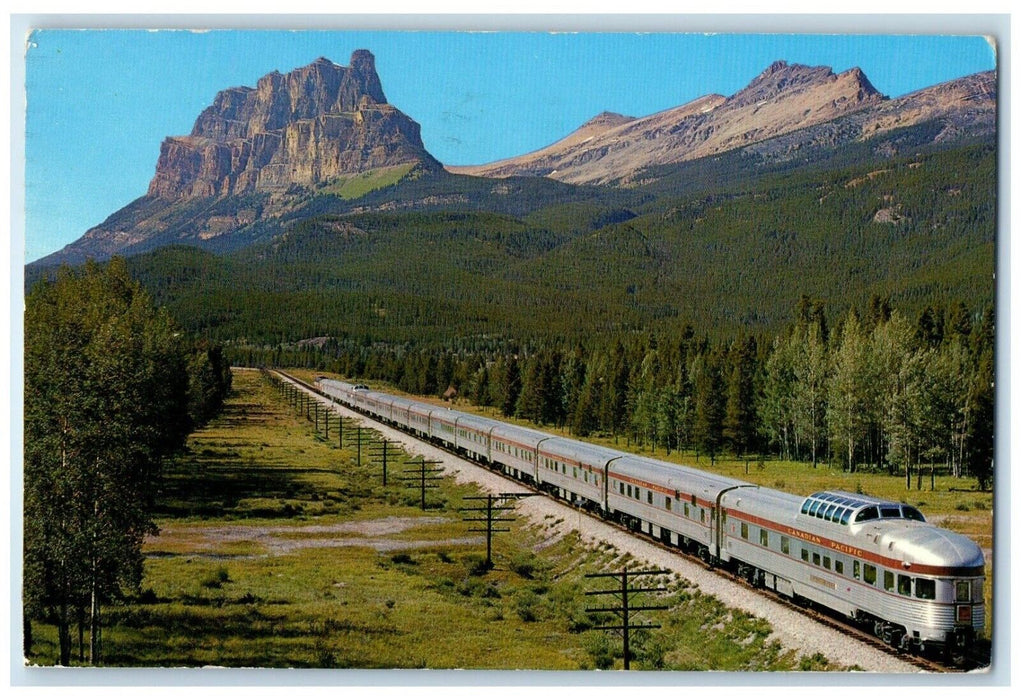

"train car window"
[855,506,879,523]
[897,574,912,596]
[584,472,589,483]
[808,500,824,517]
[700,509,706,524]
[573,467,578,479]
[884,571,895,592]
[835,560,844,575]
[781,536,790,554]
[801,548,809,562]
[839,509,853,525]
[683,504,690,518]
[740,523,749,539]
[902,506,925,522]
[647,491,653,505]
[823,556,831,569]
[956,581,971,602]
[665,497,672,511]
[880,506,901,518]
[801,501,812,515]
[812,552,821,566]
[864,564,877,585]
[760,529,769,547]
[915,579,936,600]
[627,485,632,498]
[853,561,861,580]
[619,482,625,495]
[823,503,839,521]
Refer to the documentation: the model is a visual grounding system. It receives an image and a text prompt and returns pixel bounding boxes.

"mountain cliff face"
[447,60,988,186]
[33,50,440,267]
[148,50,439,199]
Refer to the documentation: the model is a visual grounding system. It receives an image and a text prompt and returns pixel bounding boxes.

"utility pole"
[399,457,443,509]
[585,567,669,670]
[369,438,403,487]
[351,426,369,467]
[460,493,535,569]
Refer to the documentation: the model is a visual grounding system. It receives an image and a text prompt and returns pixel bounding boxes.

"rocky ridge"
[449,61,990,185]
[148,50,439,199]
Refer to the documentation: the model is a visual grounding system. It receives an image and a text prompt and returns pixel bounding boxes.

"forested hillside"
[123,142,994,346]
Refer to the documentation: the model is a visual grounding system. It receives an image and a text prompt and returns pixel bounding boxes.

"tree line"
[24,259,232,665]
[239,294,993,491]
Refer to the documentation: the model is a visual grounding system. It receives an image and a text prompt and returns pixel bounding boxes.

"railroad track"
[271,369,990,673]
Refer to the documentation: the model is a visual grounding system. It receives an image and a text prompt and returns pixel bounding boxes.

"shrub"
[201,566,230,589]
[515,590,540,622]
[463,554,492,576]
[508,553,538,579]
[457,577,501,599]
[585,633,618,670]
[798,652,831,671]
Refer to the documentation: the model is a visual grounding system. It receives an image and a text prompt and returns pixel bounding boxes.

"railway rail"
[270,369,990,672]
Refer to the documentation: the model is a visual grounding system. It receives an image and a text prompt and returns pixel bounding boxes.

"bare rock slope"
[449,61,994,185]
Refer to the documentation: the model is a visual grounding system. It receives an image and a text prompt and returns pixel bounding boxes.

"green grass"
[23,369,850,669]
[318,163,417,200]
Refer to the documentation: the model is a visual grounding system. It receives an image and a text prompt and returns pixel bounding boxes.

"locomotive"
[316,377,986,662]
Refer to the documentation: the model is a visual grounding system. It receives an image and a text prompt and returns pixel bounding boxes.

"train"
[314,376,986,662]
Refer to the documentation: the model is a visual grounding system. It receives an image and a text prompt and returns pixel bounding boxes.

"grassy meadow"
[24,368,846,670]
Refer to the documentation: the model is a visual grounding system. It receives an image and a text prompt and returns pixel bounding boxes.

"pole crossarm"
[584,570,666,579]
[586,605,668,613]
[592,624,662,632]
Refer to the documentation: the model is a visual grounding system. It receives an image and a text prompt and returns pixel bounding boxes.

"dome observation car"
[799,491,926,527]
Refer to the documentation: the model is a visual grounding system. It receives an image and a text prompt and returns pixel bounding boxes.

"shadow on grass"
[154,452,341,518]
[96,600,401,668]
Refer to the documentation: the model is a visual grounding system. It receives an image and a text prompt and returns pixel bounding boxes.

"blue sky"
[21,29,997,262]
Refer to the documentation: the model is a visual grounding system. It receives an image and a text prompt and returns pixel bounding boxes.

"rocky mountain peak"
[581,111,636,128]
[147,49,434,199]
[730,60,880,108]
